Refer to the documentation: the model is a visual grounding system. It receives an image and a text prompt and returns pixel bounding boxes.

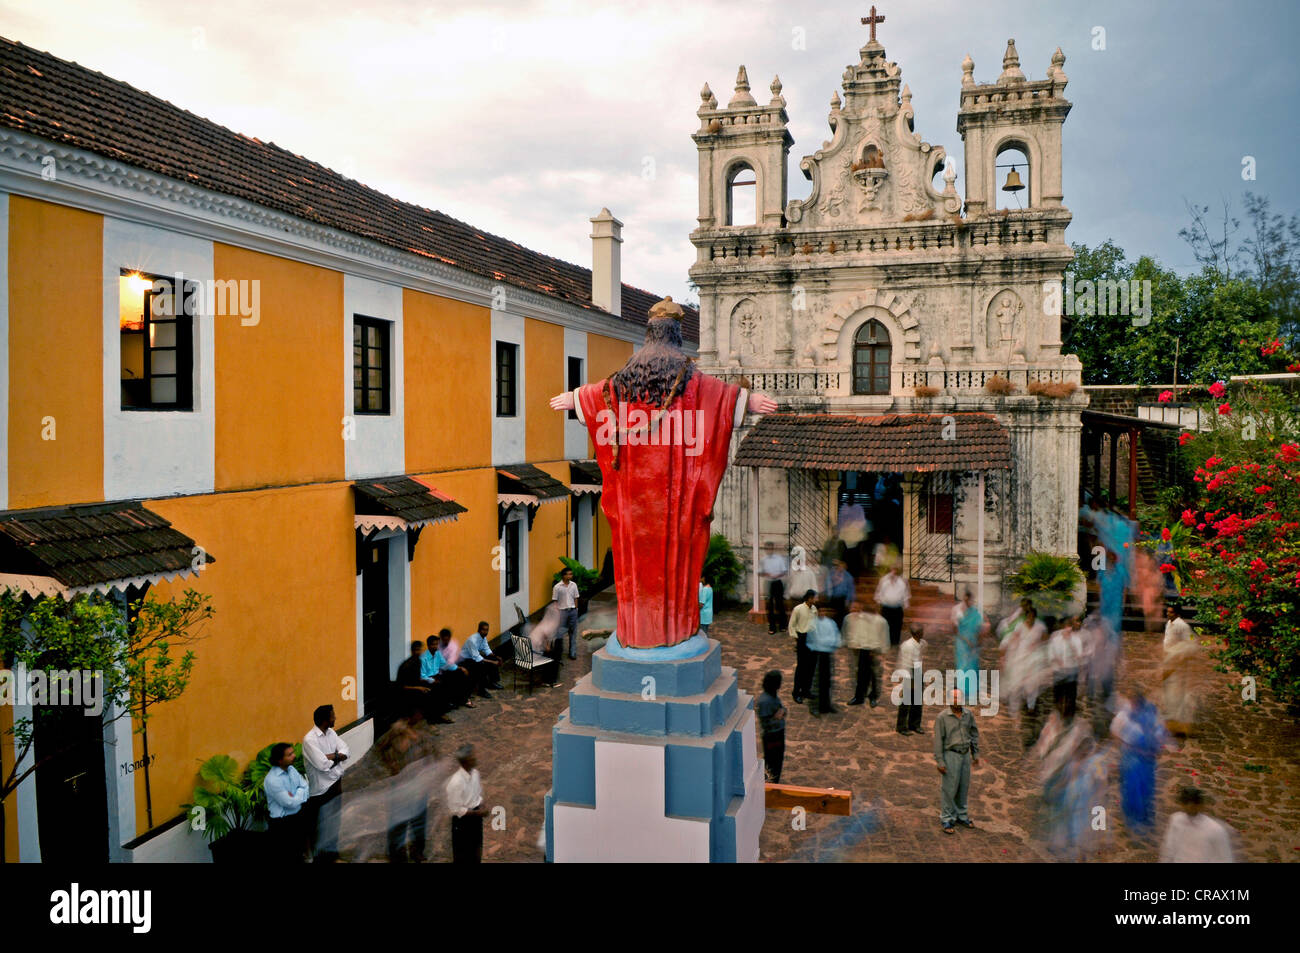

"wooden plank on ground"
[764,783,852,816]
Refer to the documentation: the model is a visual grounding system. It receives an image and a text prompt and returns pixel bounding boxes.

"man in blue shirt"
[264,742,309,862]
[461,620,503,694]
[825,558,856,625]
[427,629,473,708]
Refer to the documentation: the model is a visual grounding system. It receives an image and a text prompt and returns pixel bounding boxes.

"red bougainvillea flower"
[1208,381,1227,398]
[1205,456,1223,469]
[1239,619,1255,632]
[1249,558,1267,573]
[1254,485,1272,495]
[1218,402,1232,415]
[1288,362,1300,373]
[1159,563,1176,573]
[1181,509,1197,526]
[1158,390,1174,403]
[1161,527,1172,541]
[1261,339,1283,356]
[1277,443,1300,463]
[1179,431,1195,446]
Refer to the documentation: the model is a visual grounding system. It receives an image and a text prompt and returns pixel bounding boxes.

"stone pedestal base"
[544,638,764,862]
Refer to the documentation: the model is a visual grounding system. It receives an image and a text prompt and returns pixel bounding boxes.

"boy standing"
[757,670,787,783]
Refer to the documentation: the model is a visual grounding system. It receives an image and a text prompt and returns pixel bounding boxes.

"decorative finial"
[998,38,1025,82]
[1049,46,1067,83]
[649,297,685,323]
[830,89,842,110]
[700,82,715,107]
[729,65,757,107]
[769,74,785,106]
[961,53,975,87]
[901,83,912,103]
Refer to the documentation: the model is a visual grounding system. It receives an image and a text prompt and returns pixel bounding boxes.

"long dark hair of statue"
[609,301,695,406]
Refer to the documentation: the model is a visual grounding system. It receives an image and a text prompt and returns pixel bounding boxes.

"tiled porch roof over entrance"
[0,500,213,597]
[733,413,1012,472]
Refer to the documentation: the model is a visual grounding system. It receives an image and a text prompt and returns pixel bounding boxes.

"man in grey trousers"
[934,688,980,834]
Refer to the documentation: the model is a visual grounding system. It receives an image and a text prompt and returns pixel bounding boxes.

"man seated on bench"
[432,628,475,709]
[460,620,503,697]
[394,640,453,724]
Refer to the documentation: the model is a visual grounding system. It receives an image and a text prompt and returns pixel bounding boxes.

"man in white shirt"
[302,704,350,862]
[875,565,911,647]
[895,624,926,735]
[1160,786,1235,863]
[843,599,890,707]
[445,744,488,863]
[787,589,819,704]
[1002,606,1049,750]
[1047,616,1084,717]
[553,568,580,659]
[760,542,790,634]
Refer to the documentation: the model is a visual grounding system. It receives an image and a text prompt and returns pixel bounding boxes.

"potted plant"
[186,754,262,863]
[1007,551,1086,620]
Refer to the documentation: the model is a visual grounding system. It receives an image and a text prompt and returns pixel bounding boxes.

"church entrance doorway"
[836,471,903,576]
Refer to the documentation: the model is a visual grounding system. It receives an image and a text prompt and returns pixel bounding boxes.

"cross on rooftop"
[861,5,885,43]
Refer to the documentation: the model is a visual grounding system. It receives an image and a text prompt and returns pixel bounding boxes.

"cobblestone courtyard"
[413,600,1300,863]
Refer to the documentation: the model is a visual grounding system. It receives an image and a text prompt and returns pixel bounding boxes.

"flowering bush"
[1158,372,1300,704]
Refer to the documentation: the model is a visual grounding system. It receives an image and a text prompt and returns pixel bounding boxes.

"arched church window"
[726,163,757,226]
[995,142,1030,210]
[852,319,891,395]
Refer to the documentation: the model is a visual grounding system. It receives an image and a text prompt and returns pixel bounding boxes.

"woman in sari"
[1111,693,1169,841]
[951,590,984,703]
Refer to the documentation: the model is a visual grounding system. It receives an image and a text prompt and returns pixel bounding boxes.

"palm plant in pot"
[1007,551,1086,621]
[186,753,262,863]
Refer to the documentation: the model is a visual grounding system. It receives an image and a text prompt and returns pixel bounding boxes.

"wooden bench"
[764,783,852,816]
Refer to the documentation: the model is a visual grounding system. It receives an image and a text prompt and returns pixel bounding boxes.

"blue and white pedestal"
[544,637,764,862]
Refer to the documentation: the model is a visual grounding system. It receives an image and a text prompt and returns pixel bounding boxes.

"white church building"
[689,23,1085,610]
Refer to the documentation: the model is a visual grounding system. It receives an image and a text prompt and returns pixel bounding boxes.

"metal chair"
[510,633,556,695]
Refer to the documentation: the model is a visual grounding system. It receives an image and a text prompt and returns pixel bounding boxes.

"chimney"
[589,208,623,316]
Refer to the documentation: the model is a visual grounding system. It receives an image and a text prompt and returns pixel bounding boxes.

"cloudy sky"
[3,0,1297,303]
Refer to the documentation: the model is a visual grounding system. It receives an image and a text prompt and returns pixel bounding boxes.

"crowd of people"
[754,535,1236,862]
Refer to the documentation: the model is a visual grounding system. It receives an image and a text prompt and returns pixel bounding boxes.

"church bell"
[1001,166,1025,193]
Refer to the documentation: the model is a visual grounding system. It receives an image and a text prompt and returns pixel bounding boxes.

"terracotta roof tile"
[0,500,210,589]
[733,413,1012,472]
[497,465,570,501]
[0,37,697,342]
[354,476,467,525]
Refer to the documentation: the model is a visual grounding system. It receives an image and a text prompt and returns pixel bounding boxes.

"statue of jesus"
[550,297,777,651]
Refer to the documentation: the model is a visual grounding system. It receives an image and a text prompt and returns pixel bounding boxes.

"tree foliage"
[1064,193,1297,384]
[1155,365,1300,705]
[0,588,212,810]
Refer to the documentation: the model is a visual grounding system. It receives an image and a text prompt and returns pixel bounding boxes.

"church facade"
[689,27,1085,606]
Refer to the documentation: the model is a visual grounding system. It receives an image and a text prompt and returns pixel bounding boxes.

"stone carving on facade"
[985,289,1026,354]
[730,298,764,364]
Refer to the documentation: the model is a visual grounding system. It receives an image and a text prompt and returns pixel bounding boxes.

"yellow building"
[0,36,697,862]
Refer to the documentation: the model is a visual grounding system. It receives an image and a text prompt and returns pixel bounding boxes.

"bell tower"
[957,40,1071,217]
[692,67,793,229]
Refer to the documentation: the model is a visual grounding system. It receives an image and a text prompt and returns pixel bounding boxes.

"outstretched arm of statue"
[549,391,575,411]
[748,392,778,414]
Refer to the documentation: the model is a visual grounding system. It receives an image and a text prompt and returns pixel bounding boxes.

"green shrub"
[552,556,602,596]
[703,533,744,600]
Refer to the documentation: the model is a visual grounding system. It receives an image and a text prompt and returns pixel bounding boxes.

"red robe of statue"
[576,372,744,649]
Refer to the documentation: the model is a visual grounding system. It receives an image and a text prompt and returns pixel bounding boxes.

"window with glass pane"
[496,341,518,417]
[119,270,195,411]
[504,519,521,595]
[353,316,391,414]
[852,319,892,396]
[566,355,583,420]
